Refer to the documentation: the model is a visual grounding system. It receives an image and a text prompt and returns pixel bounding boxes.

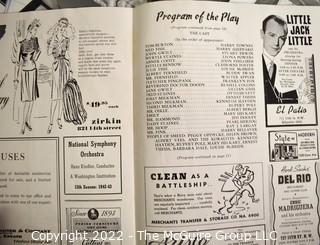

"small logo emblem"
[88,208,99,220]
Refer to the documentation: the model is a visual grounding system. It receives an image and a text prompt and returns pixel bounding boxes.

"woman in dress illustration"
[94,0,135,7]
[13,19,41,134]
[47,17,75,134]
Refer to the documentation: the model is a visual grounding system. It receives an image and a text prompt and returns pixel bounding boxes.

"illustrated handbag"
[62,78,87,125]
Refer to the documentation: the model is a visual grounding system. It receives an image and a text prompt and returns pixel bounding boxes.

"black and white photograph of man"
[261,15,317,126]
[261,15,298,104]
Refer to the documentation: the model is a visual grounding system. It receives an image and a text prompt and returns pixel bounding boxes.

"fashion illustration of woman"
[47,17,75,133]
[13,19,41,134]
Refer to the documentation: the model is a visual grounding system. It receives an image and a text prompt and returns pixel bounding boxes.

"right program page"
[133,1,320,245]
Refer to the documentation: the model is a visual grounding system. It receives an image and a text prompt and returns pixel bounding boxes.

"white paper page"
[0,7,135,245]
[133,2,320,244]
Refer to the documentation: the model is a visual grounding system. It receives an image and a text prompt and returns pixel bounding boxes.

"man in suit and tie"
[261,15,298,104]
[255,0,320,5]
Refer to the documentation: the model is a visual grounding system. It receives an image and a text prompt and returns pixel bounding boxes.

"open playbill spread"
[0,1,319,245]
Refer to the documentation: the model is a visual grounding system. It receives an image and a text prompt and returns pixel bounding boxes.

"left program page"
[0,7,135,245]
